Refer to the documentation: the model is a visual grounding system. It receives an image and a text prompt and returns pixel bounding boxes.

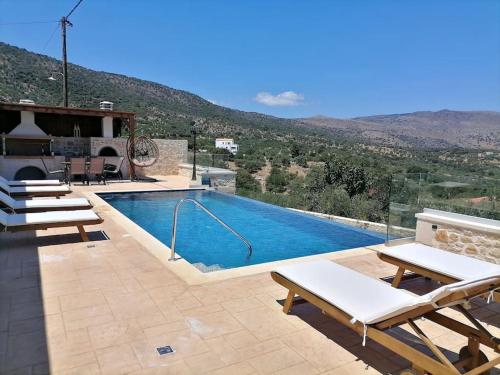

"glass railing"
[187,152,230,171]
[387,173,499,241]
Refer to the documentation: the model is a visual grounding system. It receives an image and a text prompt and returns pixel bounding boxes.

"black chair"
[40,158,65,182]
[104,157,124,181]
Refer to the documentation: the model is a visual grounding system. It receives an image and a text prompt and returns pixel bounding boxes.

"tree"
[319,187,351,216]
[266,167,289,193]
[236,169,260,192]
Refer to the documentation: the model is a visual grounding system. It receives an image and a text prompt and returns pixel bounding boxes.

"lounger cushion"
[0,209,99,227]
[5,185,70,194]
[379,243,500,280]
[0,176,61,186]
[274,260,500,325]
[274,260,419,324]
[16,198,90,209]
[0,191,89,210]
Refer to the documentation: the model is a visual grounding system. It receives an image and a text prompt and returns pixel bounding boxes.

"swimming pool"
[99,190,385,272]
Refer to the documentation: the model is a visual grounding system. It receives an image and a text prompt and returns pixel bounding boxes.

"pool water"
[99,190,385,272]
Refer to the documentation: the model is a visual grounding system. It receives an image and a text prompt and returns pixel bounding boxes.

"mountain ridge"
[1,42,498,150]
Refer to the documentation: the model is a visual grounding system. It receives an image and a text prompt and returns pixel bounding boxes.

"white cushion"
[378,243,500,280]
[0,175,61,186]
[4,210,99,227]
[273,260,499,325]
[17,198,90,209]
[8,185,70,193]
[274,260,418,324]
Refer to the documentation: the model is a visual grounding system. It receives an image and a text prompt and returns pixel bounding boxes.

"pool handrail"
[169,198,253,261]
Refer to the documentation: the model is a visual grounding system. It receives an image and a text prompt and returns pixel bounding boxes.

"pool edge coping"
[86,188,387,285]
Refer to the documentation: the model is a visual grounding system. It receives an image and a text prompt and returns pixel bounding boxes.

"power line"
[0,20,58,26]
[42,22,60,53]
[66,0,84,19]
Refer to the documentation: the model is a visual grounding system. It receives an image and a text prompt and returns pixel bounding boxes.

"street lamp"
[191,120,197,181]
[48,72,65,106]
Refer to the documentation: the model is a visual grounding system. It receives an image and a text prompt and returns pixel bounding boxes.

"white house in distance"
[215,138,239,154]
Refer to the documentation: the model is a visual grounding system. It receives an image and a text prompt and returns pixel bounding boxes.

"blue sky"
[1,0,499,118]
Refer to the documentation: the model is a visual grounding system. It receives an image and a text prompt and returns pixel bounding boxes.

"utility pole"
[59,0,83,107]
[61,16,71,107]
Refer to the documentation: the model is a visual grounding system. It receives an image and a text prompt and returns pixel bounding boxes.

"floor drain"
[157,346,175,356]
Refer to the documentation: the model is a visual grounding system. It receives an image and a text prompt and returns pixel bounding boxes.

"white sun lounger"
[0,208,103,242]
[0,191,91,213]
[0,175,62,187]
[0,180,70,198]
[272,260,500,375]
[377,243,500,287]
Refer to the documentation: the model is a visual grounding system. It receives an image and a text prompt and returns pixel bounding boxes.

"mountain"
[297,110,500,149]
[0,42,300,139]
[1,42,498,150]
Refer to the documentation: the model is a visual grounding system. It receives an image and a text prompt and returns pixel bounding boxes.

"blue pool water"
[99,190,385,272]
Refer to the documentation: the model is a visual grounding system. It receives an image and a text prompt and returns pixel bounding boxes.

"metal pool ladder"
[169,198,253,261]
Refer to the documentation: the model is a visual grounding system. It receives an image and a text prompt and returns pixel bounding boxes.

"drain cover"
[157,345,175,356]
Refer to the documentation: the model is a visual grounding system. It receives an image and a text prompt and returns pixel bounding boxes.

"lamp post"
[48,72,65,106]
[191,121,197,181]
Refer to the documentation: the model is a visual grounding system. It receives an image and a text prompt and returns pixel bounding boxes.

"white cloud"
[254,91,304,106]
[207,99,218,105]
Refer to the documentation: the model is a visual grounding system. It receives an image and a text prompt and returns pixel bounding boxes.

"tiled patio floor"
[1,178,499,374]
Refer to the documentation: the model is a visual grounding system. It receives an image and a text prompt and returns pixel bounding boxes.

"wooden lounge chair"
[271,260,500,375]
[0,175,62,187]
[0,180,71,198]
[377,243,500,287]
[0,208,103,242]
[0,191,92,213]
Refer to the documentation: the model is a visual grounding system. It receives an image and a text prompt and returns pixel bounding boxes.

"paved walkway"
[0,179,498,374]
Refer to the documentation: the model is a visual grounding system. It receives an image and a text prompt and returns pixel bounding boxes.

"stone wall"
[430,225,500,264]
[416,210,500,264]
[53,137,90,156]
[135,139,188,176]
[90,137,127,157]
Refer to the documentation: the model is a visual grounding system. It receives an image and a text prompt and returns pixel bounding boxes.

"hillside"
[0,42,302,140]
[297,110,500,149]
[1,42,499,150]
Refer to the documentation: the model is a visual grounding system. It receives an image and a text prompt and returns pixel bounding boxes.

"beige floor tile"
[221,297,266,314]
[128,360,194,375]
[131,330,209,366]
[270,362,319,375]
[143,319,190,338]
[183,351,227,373]
[237,339,285,360]
[205,362,257,375]
[283,329,357,372]
[223,330,260,350]
[245,347,305,374]
[88,319,145,350]
[233,307,298,341]
[59,291,107,312]
[52,362,101,375]
[185,310,244,339]
[96,343,142,375]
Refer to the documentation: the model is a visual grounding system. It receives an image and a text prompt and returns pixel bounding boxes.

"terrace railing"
[168,198,253,261]
[387,173,499,242]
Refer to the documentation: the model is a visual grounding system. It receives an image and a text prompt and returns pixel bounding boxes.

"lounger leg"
[283,290,295,314]
[77,225,89,242]
[392,267,405,287]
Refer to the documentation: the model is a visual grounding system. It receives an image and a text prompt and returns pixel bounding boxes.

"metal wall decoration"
[126,134,159,167]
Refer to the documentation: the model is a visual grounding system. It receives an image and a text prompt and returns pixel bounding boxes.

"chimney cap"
[19,99,35,105]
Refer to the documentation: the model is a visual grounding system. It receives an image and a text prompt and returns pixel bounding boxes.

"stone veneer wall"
[431,226,500,264]
[53,137,90,156]
[135,139,188,176]
[90,137,127,157]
